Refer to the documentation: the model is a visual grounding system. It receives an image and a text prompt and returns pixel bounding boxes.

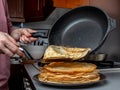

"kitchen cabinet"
[53,0,90,8]
[7,0,54,22]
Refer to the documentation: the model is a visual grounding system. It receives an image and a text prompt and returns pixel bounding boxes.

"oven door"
[9,64,36,90]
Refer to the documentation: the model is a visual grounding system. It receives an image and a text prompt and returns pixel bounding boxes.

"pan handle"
[32,32,48,38]
[108,17,116,31]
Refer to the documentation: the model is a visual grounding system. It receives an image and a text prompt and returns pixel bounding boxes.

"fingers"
[4,40,24,57]
[20,35,37,43]
[19,28,37,37]
[5,33,19,46]
[16,49,25,57]
[20,35,31,43]
[24,28,37,33]
[0,43,13,57]
[0,32,23,57]
[1,48,13,57]
[21,28,31,37]
[13,28,37,43]
[29,37,38,42]
[19,28,37,43]
[0,41,23,57]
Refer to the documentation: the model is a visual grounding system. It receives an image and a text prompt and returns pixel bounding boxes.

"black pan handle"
[108,17,116,31]
[32,32,48,38]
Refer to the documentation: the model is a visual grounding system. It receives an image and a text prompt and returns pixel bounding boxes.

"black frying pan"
[32,6,116,53]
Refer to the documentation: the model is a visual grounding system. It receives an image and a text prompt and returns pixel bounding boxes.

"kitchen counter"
[24,63,120,90]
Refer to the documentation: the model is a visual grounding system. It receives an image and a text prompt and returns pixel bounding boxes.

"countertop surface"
[24,63,120,90]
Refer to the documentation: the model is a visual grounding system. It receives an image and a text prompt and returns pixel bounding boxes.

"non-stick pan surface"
[48,6,116,53]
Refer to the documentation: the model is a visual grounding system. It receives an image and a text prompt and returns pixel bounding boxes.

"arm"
[0,0,37,57]
[4,0,13,34]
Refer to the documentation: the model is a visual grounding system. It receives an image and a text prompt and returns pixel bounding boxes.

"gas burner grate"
[92,61,114,69]
[78,60,114,69]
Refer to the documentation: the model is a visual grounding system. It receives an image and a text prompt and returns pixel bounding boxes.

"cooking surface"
[24,64,120,90]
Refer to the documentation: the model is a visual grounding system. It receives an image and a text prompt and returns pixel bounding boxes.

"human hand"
[0,32,24,57]
[11,28,37,43]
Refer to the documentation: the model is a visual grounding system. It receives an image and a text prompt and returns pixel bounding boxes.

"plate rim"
[33,73,106,87]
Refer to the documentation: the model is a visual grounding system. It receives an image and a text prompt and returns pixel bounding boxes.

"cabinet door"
[17,0,24,18]
[53,0,90,8]
[8,0,54,22]
[7,0,24,18]
[24,0,43,18]
[24,0,54,21]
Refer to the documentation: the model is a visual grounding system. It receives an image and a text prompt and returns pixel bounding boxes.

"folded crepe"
[42,45,91,63]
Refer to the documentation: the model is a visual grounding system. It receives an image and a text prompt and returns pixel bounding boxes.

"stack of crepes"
[39,45,100,84]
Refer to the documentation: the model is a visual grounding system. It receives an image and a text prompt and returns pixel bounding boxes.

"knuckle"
[6,51,14,57]
[0,39,6,43]
[8,53,14,57]
[4,32,8,35]
[0,43,4,49]
[12,47,18,54]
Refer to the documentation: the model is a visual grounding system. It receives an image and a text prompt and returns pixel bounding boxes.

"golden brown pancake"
[43,62,97,73]
[42,45,91,63]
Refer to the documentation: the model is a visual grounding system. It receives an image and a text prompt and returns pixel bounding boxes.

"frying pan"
[32,6,116,53]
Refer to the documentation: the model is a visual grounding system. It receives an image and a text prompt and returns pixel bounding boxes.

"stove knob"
[25,87,32,90]
[23,78,29,82]
[26,82,30,87]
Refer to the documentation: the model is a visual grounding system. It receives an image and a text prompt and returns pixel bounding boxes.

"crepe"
[44,62,96,73]
[42,45,91,63]
[39,62,100,84]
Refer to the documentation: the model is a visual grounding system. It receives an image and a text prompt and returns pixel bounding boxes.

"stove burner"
[88,61,114,69]
[83,60,120,69]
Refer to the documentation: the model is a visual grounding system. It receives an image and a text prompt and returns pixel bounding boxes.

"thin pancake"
[42,45,91,62]
[43,62,97,73]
